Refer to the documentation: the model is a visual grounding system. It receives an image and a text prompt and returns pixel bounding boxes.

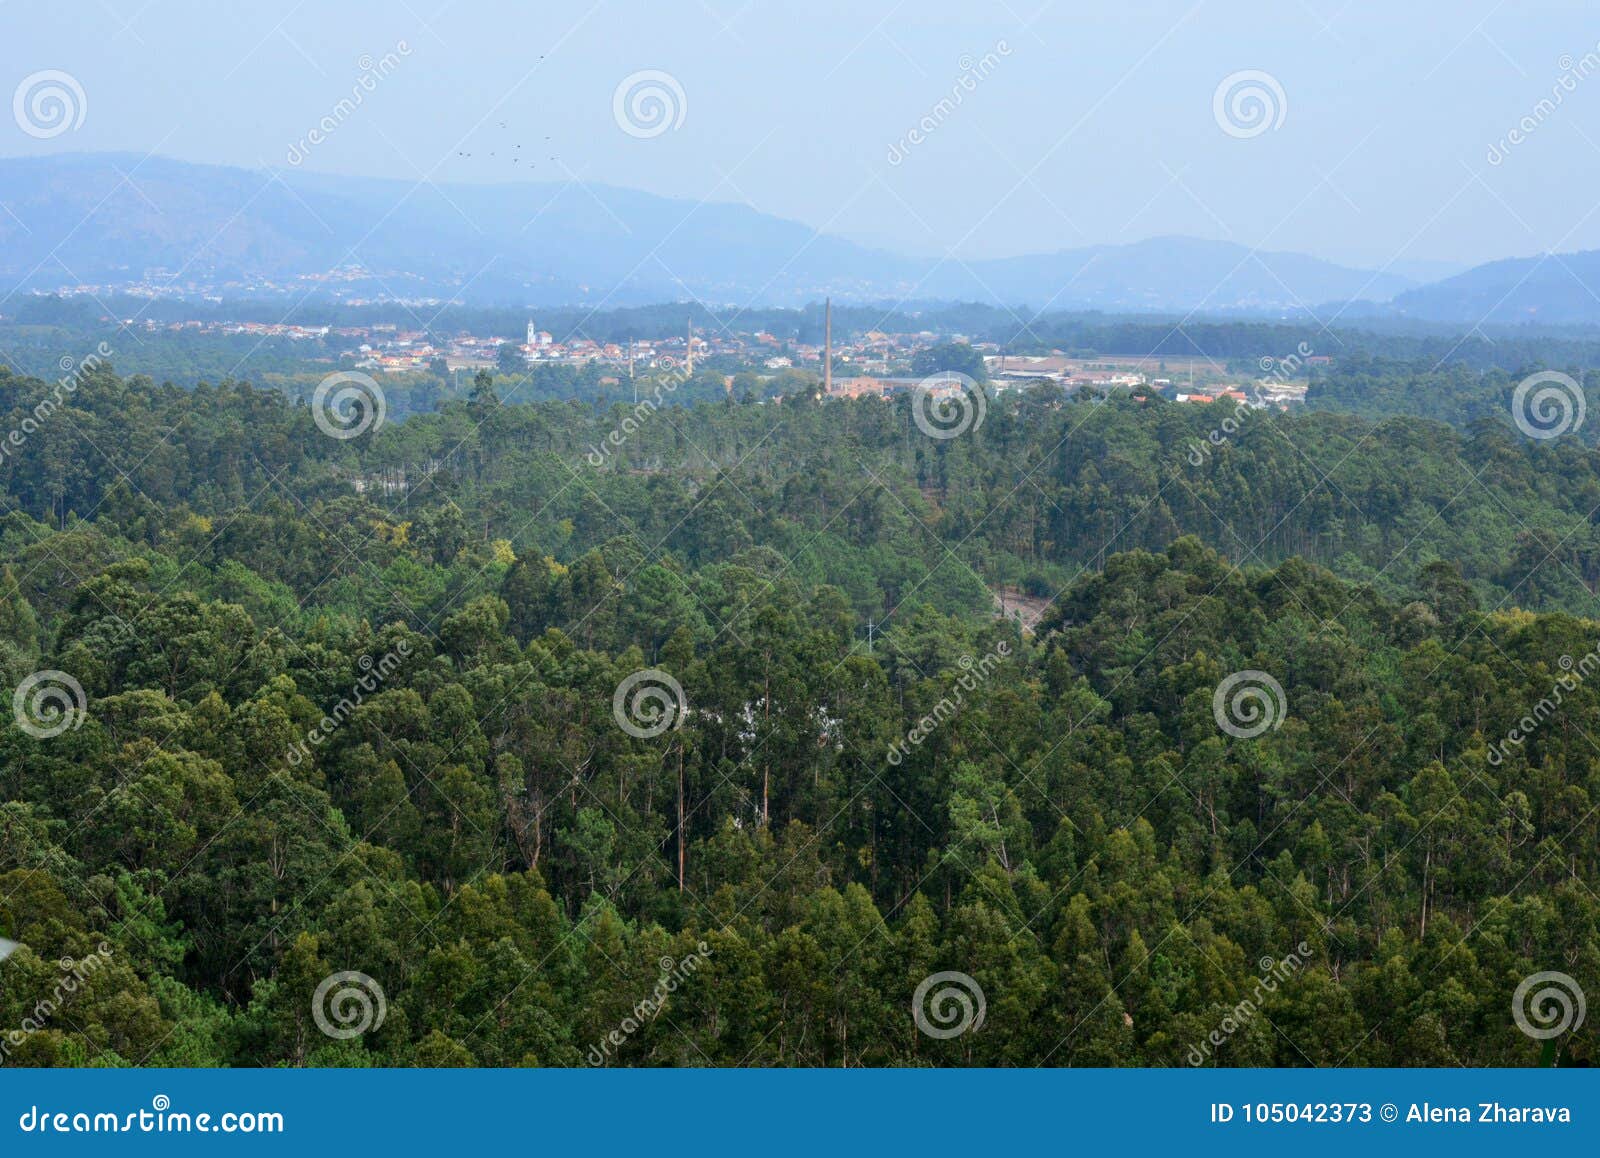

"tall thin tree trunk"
[677,742,686,891]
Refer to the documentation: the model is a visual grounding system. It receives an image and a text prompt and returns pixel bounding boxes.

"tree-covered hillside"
[0,364,1596,1066]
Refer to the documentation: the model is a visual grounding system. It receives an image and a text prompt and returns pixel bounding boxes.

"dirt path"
[992,586,1053,633]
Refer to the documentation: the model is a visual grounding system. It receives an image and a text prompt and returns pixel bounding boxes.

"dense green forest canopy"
[4,361,1600,616]
[1305,354,1600,438]
[0,362,1596,1067]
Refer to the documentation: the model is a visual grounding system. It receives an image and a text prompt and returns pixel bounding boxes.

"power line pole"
[824,297,832,395]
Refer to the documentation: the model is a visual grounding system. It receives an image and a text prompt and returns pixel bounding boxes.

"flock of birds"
[455,113,557,169]
[453,54,561,172]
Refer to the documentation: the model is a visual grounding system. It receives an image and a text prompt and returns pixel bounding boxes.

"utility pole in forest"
[824,297,832,395]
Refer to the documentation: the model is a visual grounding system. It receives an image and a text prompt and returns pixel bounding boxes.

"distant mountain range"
[0,152,1596,322]
[1388,250,1600,325]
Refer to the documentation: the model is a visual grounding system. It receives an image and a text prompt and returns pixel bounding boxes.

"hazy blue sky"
[7,0,1600,272]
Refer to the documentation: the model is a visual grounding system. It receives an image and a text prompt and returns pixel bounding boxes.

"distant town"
[93,309,1315,408]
